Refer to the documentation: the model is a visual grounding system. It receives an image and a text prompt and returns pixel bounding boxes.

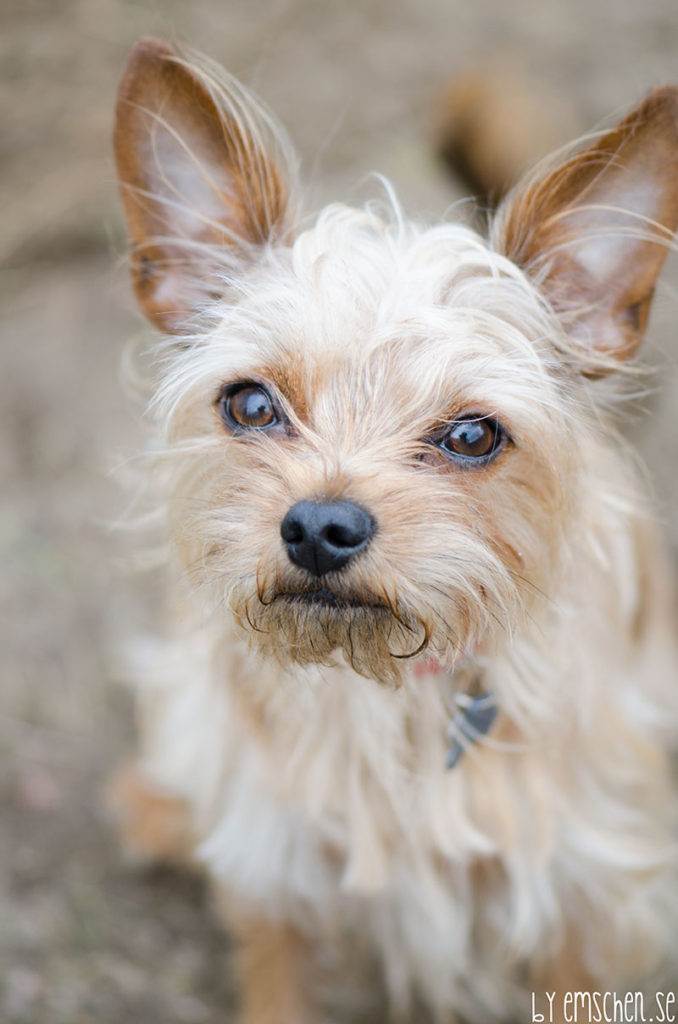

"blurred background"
[3,1,678,1021]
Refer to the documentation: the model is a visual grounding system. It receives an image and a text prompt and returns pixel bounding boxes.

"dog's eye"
[219,384,278,430]
[439,417,502,460]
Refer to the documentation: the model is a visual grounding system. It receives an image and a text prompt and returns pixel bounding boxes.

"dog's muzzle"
[280,500,375,577]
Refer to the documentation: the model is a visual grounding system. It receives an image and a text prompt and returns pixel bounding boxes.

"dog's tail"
[435,62,578,209]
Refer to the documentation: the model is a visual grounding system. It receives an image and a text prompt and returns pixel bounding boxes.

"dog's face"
[115,41,678,683]
[154,223,574,682]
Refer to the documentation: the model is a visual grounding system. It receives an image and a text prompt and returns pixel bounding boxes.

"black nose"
[280,500,375,577]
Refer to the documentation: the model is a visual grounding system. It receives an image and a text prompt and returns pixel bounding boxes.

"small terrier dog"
[113,38,678,1024]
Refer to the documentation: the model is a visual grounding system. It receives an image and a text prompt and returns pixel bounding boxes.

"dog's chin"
[235,586,432,686]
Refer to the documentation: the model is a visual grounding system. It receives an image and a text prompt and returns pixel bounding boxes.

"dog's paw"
[106,760,196,866]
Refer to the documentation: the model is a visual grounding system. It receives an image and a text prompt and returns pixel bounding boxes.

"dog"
[112,37,678,1024]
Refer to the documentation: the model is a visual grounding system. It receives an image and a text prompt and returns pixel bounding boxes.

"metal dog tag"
[445,693,498,769]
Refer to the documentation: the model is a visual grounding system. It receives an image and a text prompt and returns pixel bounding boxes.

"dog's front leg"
[532,952,596,1024]
[107,760,195,866]
[229,911,320,1024]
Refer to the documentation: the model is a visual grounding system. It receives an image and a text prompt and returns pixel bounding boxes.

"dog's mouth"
[273,587,387,611]
[239,581,428,684]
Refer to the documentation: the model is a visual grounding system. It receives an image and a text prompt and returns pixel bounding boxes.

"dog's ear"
[114,38,297,332]
[492,87,678,370]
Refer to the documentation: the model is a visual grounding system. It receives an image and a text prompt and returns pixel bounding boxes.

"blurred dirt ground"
[3,1,678,1021]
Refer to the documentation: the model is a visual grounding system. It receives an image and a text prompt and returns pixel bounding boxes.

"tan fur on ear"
[492,87,678,368]
[114,38,296,332]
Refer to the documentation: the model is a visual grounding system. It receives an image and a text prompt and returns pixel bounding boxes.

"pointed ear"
[492,87,678,370]
[114,38,297,332]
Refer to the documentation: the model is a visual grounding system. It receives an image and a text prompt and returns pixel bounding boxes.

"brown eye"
[220,384,278,430]
[440,418,502,460]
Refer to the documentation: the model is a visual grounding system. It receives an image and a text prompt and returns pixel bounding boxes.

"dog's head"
[114,40,678,684]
